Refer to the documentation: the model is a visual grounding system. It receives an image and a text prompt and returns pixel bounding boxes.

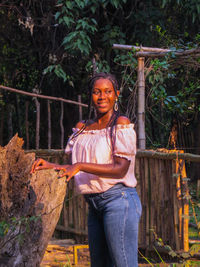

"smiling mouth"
[97,104,107,108]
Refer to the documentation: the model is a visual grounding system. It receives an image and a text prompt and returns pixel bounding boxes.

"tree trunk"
[0,135,67,267]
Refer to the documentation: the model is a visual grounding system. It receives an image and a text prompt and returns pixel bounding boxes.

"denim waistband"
[84,183,126,199]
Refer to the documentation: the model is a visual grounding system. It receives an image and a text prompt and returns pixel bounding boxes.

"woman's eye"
[106,90,112,94]
[93,91,100,95]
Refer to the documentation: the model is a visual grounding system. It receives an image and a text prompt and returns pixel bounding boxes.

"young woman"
[31,72,142,267]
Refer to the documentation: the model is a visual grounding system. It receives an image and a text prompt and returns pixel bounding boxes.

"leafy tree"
[0,0,200,157]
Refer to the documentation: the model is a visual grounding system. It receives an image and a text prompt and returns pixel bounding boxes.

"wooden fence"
[30,149,200,252]
[0,85,88,149]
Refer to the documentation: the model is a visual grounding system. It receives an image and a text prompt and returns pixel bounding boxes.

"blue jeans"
[84,183,142,267]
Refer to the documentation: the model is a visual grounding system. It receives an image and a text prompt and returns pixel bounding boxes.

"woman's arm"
[78,156,130,178]
[55,156,130,182]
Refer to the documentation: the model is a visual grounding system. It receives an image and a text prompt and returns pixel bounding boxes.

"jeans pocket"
[101,189,122,200]
[130,190,142,218]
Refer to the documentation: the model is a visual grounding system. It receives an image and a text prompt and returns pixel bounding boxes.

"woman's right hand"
[31,158,54,174]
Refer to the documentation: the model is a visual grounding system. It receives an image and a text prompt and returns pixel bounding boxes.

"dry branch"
[0,85,88,108]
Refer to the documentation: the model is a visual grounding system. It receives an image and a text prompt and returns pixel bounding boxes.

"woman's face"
[92,78,119,115]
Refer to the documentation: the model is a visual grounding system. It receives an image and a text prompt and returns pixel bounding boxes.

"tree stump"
[0,135,67,267]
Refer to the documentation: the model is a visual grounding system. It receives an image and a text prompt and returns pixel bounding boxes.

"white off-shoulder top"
[65,123,137,194]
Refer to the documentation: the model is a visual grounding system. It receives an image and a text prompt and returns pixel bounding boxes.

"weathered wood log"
[0,134,67,267]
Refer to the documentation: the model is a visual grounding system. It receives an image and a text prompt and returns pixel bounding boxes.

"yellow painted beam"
[73,244,89,266]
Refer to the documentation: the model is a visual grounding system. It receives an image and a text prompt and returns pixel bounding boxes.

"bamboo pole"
[112,44,200,57]
[137,57,146,149]
[113,44,171,52]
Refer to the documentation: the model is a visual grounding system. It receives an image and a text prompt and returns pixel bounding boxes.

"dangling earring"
[114,99,118,112]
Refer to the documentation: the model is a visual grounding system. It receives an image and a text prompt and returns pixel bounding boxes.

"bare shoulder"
[75,121,85,129]
[116,116,131,125]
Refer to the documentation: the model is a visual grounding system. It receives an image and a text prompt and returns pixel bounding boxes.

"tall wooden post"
[47,100,51,149]
[78,95,82,121]
[60,101,64,149]
[137,57,146,149]
[25,101,29,150]
[34,98,40,149]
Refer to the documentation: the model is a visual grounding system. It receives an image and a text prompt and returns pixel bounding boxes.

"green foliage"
[0,215,41,246]
[114,51,137,92]
[86,59,110,73]
[55,0,98,56]
[147,55,200,116]
[161,0,200,23]
[101,25,126,47]
[0,221,10,237]
[0,0,200,149]
[46,0,130,81]
[43,64,69,82]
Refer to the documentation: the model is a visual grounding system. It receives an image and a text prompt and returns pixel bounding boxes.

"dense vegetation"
[0,0,199,162]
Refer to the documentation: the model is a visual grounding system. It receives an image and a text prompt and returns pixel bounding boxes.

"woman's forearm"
[77,157,130,179]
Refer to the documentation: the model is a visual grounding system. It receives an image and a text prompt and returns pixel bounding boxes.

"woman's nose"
[99,91,106,98]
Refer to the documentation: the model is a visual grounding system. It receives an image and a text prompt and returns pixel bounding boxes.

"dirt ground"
[41,243,90,267]
[40,240,200,267]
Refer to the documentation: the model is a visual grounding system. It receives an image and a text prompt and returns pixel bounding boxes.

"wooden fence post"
[34,97,40,149]
[7,104,14,141]
[47,100,51,149]
[60,101,64,149]
[25,101,29,150]
[137,57,146,149]
[0,95,4,145]
[78,95,82,121]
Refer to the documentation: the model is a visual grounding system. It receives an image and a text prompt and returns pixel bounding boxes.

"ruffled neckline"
[72,123,135,134]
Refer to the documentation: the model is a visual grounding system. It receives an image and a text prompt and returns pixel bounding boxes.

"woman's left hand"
[54,163,80,182]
